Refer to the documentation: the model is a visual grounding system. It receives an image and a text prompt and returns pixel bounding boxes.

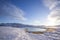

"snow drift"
[0,27,60,40]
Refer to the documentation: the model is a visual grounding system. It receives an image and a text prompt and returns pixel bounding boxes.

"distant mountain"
[0,23,34,28]
[0,23,46,28]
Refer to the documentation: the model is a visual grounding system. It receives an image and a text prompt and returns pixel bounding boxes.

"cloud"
[0,1,27,21]
[44,0,60,10]
[48,9,60,25]
[44,0,60,25]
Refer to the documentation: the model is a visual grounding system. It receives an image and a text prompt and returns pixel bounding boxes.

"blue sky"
[0,0,54,25]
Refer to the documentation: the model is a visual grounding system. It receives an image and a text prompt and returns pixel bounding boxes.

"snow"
[0,27,60,40]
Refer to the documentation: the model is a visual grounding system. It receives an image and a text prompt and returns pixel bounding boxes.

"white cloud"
[48,9,60,25]
[0,2,27,21]
[44,0,60,10]
[44,0,60,25]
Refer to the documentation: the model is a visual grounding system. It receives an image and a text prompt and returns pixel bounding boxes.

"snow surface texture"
[0,27,60,40]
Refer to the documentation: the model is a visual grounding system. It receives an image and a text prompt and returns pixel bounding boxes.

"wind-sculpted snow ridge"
[0,27,60,40]
[27,28,60,40]
[0,27,32,40]
[43,28,60,40]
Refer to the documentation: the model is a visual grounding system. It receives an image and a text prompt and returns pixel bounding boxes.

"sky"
[0,0,60,26]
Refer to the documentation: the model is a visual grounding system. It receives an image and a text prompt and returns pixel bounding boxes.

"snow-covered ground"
[0,27,60,40]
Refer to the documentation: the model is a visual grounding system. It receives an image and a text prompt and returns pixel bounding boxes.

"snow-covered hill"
[0,27,60,40]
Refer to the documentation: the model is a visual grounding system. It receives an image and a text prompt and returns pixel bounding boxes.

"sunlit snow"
[0,27,60,40]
